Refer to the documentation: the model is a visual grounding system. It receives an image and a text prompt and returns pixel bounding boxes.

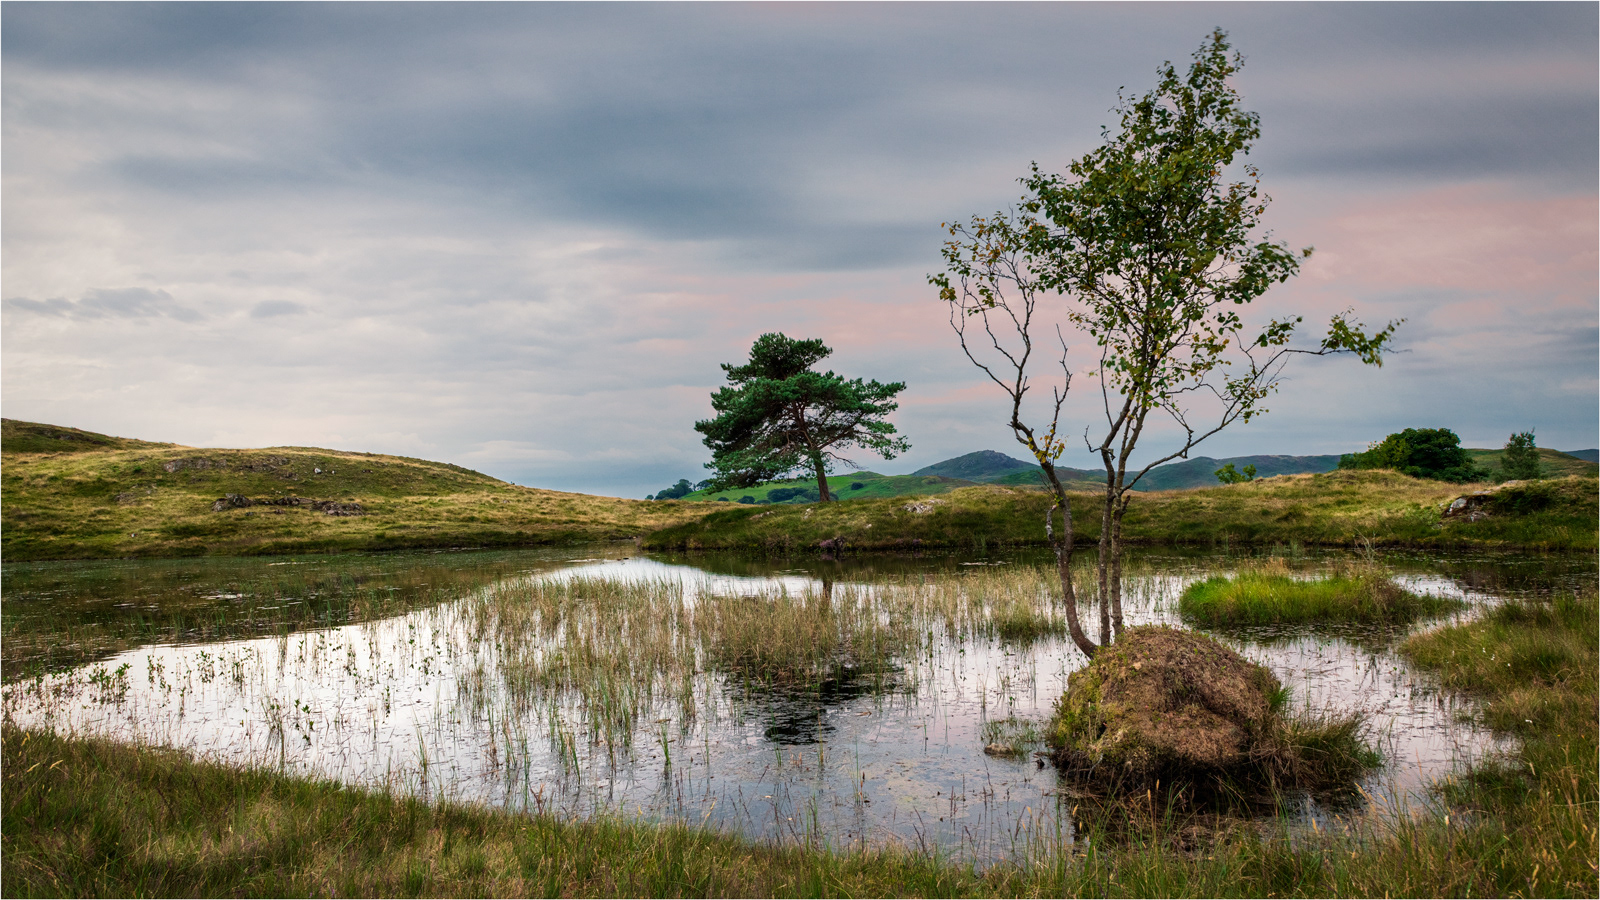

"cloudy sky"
[4,3,1595,497]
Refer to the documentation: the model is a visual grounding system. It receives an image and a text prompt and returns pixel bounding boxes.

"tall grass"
[700,587,911,691]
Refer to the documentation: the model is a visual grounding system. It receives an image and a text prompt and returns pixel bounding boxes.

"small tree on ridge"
[696,333,909,502]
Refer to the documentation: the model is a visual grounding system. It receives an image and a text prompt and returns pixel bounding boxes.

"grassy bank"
[1178,559,1464,626]
[645,470,1598,554]
[2,419,707,561]
[7,577,1595,897]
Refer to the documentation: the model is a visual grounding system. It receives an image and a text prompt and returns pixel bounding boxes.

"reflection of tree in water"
[755,665,879,745]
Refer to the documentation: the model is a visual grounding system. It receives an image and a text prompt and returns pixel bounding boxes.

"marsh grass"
[1402,588,1599,805]
[3,565,1596,896]
[979,715,1043,758]
[701,587,911,692]
[1178,558,1463,626]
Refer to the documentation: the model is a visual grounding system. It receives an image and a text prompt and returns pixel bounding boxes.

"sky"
[3,2,1596,498]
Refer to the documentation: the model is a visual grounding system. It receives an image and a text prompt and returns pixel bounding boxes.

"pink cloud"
[1299,183,1597,298]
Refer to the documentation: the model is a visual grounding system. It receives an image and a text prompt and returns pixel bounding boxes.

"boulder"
[311,500,364,516]
[1047,626,1279,783]
[211,493,254,512]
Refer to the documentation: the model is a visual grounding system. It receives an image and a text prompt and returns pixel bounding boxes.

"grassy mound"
[1178,560,1464,626]
[1,420,710,560]
[1046,627,1377,798]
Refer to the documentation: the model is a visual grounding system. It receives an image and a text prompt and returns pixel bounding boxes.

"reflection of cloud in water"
[530,556,835,606]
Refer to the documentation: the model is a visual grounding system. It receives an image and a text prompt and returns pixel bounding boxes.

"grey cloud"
[250,299,307,318]
[13,5,1589,270]
[4,288,202,322]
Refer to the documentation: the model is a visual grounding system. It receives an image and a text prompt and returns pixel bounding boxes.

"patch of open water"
[3,546,1591,864]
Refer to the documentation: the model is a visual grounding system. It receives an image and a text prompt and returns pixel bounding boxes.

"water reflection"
[2,546,1589,865]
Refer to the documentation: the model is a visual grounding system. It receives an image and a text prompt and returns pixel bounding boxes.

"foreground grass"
[645,470,1598,554]
[2,420,707,561]
[1179,560,1464,626]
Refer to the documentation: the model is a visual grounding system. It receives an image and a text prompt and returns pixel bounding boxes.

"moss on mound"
[1048,627,1280,780]
[1046,626,1378,798]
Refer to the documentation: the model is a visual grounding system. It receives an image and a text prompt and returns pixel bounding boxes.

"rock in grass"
[1047,626,1280,782]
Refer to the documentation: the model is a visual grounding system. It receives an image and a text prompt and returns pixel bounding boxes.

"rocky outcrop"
[167,455,290,474]
[211,494,364,516]
[1441,480,1532,522]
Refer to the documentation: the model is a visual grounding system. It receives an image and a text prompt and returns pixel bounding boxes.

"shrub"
[766,486,818,503]
[1215,462,1256,484]
[650,479,694,500]
[1500,431,1544,480]
[1339,427,1487,482]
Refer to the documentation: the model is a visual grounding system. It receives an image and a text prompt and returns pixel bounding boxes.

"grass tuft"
[1179,559,1463,626]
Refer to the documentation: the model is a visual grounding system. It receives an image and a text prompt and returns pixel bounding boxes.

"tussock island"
[3,419,1594,562]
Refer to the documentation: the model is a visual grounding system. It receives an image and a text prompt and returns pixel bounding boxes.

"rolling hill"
[1,419,707,560]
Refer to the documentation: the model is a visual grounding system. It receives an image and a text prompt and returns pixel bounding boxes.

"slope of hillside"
[1134,454,1343,490]
[679,471,979,504]
[1464,447,1599,480]
[1,420,709,561]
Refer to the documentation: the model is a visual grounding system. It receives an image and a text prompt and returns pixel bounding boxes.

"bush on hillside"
[1339,427,1487,483]
[1500,431,1544,481]
[649,479,695,501]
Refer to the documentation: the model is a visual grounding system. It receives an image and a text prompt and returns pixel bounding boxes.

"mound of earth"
[1047,626,1280,783]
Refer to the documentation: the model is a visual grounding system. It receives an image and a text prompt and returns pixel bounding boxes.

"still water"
[3,546,1589,863]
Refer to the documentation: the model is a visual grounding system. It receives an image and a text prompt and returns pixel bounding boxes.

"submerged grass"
[700,587,911,692]
[1178,558,1464,626]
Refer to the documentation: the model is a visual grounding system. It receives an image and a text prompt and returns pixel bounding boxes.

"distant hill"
[1562,449,1598,463]
[912,450,1036,482]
